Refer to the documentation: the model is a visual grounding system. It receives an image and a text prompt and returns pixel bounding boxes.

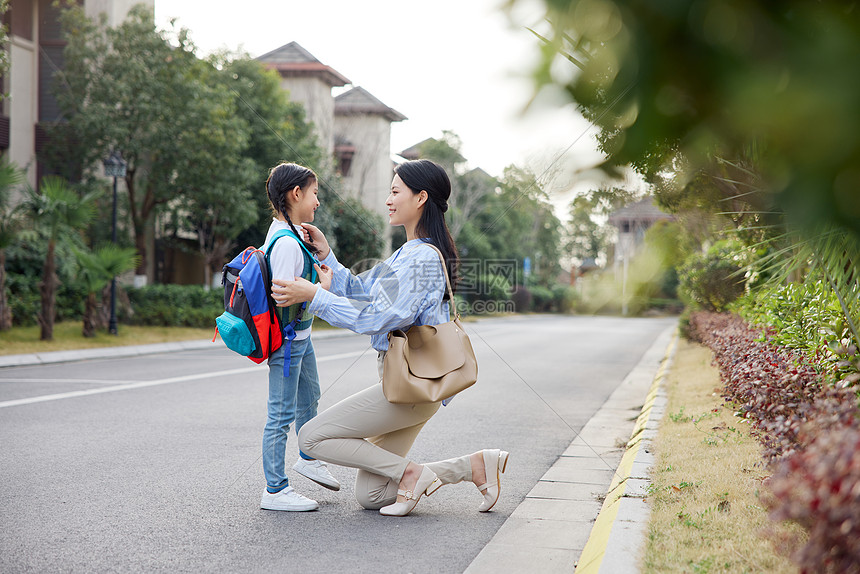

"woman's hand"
[301,223,330,259]
[315,263,332,291]
[272,277,319,307]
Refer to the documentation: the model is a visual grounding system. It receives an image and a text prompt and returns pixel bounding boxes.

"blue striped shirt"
[307,238,450,352]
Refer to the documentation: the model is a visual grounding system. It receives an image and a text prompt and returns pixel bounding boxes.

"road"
[0,314,676,573]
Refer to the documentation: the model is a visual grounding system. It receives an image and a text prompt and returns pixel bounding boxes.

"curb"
[574,331,678,574]
[464,322,678,574]
[0,328,357,368]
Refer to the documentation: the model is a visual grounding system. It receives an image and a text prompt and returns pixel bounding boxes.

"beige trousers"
[297,353,473,509]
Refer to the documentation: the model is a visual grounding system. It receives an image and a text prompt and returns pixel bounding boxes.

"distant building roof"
[399,137,466,163]
[257,41,350,87]
[334,87,406,122]
[466,167,493,180]
[608,196,673,225]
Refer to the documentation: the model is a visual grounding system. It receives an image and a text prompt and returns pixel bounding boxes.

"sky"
[153,0,640,213]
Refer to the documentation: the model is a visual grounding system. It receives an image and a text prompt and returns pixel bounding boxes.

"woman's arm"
[307,248,445,336]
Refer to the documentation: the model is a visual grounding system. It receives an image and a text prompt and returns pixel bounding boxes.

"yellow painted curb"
[574,332,678,574]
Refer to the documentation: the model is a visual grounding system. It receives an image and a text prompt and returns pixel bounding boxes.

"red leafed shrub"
[766,426,860,573]
[688,311,860,571]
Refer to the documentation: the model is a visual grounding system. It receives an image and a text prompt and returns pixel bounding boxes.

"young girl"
[259,162,340,512]
[271,159,509,516]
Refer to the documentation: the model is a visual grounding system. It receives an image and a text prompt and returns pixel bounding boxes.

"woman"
[259,163,340,513]
[271,159,509,516]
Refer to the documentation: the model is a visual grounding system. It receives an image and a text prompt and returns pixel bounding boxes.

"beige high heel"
[379,466,438,517]
[477,449,509,512]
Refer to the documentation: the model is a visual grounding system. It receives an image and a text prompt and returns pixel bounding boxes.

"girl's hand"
[301,223,330,259]
[272,277,318,307]
[315,263,332,291]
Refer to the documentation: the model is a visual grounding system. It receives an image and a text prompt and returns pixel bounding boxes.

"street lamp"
[103,151,127,335]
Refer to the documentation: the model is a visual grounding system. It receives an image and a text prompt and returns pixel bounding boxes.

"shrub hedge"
[688,311,860,572]
[123,284,222,329]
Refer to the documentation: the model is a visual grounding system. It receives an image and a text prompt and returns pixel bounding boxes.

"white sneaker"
[292,458,341,491]
[260,486,319,511]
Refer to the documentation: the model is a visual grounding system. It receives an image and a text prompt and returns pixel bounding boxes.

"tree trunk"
[97,284,111,329]
[82,292,97,337]
[39,240,56,341]
[0,249,11,330]
[134,223,148,276]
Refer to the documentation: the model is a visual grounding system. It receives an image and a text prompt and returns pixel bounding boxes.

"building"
[2,0,151,190]
[258,42,406,249]
[608,196,673,267]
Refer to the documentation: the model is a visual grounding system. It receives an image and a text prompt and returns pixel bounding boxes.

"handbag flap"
[397,321,466,378]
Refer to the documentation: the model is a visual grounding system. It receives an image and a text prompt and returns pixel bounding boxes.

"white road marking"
[0,378,143,385]
[0,350,369,409]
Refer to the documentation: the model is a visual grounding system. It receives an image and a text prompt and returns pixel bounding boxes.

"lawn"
[642,338,804,573]
[0,319,339,356]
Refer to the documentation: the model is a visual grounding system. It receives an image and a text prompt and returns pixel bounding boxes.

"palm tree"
[21,177,98,340]
[0,160,25,330]
[73,245,138,337]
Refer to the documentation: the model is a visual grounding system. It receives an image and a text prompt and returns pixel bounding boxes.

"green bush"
[472,273,512,304]
[736,277,860,387]
[530,285,554,312]
[678,241,745,312]
[510,285,532,312]
[6,271,88,326]
[124,284,223,328]
[551,284,579,313]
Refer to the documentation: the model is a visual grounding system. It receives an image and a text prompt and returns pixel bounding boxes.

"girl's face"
[290,179,320,223]
[386,174,425,228]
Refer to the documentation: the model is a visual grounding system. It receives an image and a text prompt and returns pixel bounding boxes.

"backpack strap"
[265,229,319,283]
[264,228,320,378]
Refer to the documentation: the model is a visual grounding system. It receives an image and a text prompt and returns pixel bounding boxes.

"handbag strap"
[420,242,459,320]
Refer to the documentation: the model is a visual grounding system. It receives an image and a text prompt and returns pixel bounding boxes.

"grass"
[641,337,804,573]
[0,319,341,356]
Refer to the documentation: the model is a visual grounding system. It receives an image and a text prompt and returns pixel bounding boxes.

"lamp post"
[103,151,127,335]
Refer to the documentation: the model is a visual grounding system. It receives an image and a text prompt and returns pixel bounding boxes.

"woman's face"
[293,179,320,223]
[386,174,425,227]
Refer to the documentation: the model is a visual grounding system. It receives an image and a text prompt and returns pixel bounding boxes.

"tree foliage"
[20,177,98,340]
[73,244,138,337]
[0,160,25,330]
[565,186,637,262]
[48,5,260,282]
[522,1,860,238]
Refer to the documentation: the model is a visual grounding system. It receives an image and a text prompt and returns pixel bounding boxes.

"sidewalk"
[0,327,357,368]
[465,322,677,574]
[1,321,677,573]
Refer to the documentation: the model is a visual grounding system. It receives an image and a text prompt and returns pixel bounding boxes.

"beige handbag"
[382,244,478,404]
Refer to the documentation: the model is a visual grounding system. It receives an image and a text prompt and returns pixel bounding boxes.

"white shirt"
[263,219,314,341]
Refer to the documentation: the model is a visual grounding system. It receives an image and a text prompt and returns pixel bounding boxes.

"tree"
[21,177,97,340]
[458,165,563,287]
[48,5,257,284]
[215,54,328,250]
[0,161,25,330]
[413,131,496,242]
[521,1,860,238]
[0,0,9,97]
[322,194,385,268]
[73,245,138,337]
[565,186,638,263]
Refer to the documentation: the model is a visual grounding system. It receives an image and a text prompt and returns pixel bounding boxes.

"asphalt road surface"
[1,314,676,573]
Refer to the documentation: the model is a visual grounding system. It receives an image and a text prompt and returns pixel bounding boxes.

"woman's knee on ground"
[297,420,321,457]
[354,472,396,510]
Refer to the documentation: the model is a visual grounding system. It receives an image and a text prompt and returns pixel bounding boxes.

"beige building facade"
[259,42,406,251]
[2,0,152,190]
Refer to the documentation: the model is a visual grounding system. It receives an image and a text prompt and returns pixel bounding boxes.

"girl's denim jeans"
[262,337,320,493]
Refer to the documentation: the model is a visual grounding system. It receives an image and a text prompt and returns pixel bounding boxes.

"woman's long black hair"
[266,162,320,255]
[393,159,459,299]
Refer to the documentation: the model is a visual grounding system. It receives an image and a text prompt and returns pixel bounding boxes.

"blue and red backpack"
[214,230,318,376]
